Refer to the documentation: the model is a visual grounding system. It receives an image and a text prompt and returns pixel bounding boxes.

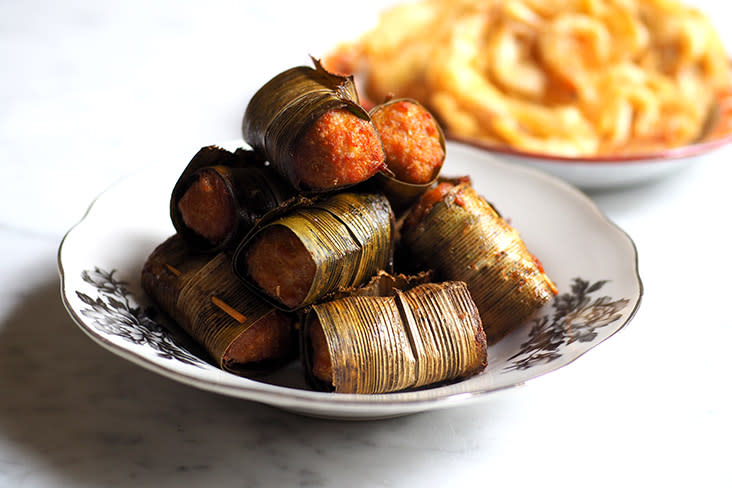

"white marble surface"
[2,0,731,486]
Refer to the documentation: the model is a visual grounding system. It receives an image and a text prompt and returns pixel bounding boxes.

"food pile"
[326,0,731,157]
[141,59,556,394]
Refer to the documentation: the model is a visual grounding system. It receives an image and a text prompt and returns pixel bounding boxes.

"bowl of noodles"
[324,0,732,190]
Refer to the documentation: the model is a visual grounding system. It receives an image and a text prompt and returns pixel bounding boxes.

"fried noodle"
[327,0,730,156]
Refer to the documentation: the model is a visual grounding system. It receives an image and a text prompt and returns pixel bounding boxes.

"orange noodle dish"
[325,0,731,157]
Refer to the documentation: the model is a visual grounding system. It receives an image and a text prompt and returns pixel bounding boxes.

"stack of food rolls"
[141,58,556,392]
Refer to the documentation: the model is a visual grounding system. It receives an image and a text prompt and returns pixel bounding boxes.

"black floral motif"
[76,267,206,367]
[504,278,629,371]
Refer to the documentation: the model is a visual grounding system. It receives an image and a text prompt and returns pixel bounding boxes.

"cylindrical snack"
[170,146,293,252]
[397,282,486,388]
[141,235,297,374]
[401,181,557,344]
[308,295,417,394]
[368,98,446,212]
[233,192,394,310]
[242,58,385,192]
[371,98,445,184]
[303,280,487,394]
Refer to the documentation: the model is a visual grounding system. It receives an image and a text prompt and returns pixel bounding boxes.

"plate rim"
[449,131,732,165]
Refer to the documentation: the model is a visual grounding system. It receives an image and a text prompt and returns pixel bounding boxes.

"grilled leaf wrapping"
[310,295,416,394]
[170,146,293,252]
[233,192,394,310]
[302,280,487,394]
[368,98,446,212]
[242,58,384,192]
[401,182,557,344]
[141,235,297,374]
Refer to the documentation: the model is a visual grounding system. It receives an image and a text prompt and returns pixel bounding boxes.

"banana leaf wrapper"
[302,280,486,394]
[366,98,446,213]
[306,295,416,394]
[402,183,557,344]
[141,234,297,375]
[233,192,394,311]
[242,57,374,192]
[170,145,293,252]
[397,282,486,388]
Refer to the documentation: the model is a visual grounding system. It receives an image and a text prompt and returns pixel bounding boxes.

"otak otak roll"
[233,192,394,310]
[371,98,445,185]
[303,280,487,394]
[243,225,316,309]
[242,58,385,192]
[401,181,557,344]
[170,146,293,252]
[176,167,235,244]
[309,295,415,394]
[141,235,297,374]
[366,98,446,212]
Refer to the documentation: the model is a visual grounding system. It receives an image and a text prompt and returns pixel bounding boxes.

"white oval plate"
[58,141,642,420]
